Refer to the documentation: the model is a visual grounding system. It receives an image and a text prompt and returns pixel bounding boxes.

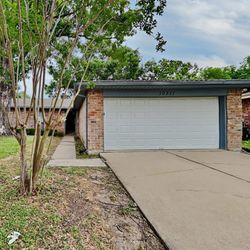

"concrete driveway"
[101,150,250,250]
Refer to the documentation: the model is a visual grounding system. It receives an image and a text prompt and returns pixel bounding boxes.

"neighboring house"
[8,98,74,134]
[242,92,250,129]
[74,80,250,154]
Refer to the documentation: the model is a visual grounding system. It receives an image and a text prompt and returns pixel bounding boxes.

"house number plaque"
[159,89,175,96]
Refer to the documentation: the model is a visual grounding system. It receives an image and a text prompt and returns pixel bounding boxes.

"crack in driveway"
[144,167,202,177]
[176,189,250,199]
[165,151,250,184]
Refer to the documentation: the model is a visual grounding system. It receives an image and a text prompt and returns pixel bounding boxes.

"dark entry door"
[66,110,75,134]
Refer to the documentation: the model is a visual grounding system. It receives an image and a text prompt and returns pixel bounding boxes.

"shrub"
[15,128,64,137]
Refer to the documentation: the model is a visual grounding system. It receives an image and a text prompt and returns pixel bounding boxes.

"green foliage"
[232,56,250,79]
[142,59,199,80]
[0,0,42,84]
[46,46,143,95]
[200,67,232,80]
[45,0,167,95]
[200,56,250,80]
[242,141,250,150]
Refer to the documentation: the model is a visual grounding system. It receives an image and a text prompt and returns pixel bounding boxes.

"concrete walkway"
[101,150,250,250]
[51,136,76,160]
[48,136,106,167]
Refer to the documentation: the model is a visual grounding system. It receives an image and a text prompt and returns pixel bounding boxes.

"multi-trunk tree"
[0,0,167,195]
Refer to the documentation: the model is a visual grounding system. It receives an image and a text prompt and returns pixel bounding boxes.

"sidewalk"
[48,136,106,167]
[51,136,76,160]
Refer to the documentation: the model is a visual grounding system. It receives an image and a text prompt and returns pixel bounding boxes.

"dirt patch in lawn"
[40,167,166,249]
[0,137,166,249]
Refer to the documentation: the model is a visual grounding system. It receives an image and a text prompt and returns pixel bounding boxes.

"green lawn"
[0,136,33,159]
[0,136,20,159]
[242,140,250,150]
[0,136,163,249]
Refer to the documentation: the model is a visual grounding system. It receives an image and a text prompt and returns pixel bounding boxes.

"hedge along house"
[9,98,74,135]
[74,80,250,154]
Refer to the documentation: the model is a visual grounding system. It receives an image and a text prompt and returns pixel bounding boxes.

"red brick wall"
[87,90,104,153]
[8,109,65,134]
[243,99,250,129]
[227,89,242,151]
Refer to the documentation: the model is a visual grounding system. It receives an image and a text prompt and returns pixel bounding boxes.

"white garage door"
[104,97,219,150]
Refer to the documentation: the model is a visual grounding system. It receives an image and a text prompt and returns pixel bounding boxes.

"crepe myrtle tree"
[0,0,167,195]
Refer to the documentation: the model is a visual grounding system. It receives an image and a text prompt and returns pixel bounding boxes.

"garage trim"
[104,96,222,150]
[103,88,227,98]
[219,96,227,149]
[103,88,228,150]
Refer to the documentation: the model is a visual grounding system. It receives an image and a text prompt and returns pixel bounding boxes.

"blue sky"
[126,0,250,67]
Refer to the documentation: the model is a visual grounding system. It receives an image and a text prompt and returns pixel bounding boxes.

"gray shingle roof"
[10,98,73,109]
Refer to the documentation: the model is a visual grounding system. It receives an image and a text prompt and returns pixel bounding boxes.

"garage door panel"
[104,97,219,150]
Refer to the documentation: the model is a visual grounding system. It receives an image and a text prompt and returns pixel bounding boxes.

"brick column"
[87,90,104,153]
[227,89,242,151]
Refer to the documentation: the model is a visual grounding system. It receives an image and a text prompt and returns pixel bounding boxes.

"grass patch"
[0,197,62,249]
[242,140,250,150]
[0,136,20,159]
[0,136,164,249]
[0,137,64,249]
[0,136,33,159]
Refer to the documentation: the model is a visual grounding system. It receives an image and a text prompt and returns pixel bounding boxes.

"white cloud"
[168,0,250,63]
[189,55,228,68]
[127,0,250,67]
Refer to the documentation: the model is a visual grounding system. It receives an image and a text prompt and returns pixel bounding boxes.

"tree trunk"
[0,94,4,128]
[31,128,49,191]
[19,128,29,194]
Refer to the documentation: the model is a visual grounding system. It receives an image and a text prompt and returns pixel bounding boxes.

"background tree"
[0,0,167,195]
[45,0,167,95]
[141,59,199,80]
[200,67,232,80]
[200,56,250,80]
[46,46,143,96]
[232,56,250,79]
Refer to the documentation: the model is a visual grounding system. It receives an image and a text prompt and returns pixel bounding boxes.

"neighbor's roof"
[76,79,250,90]
[10,98,73,109]
[242,92,250,100]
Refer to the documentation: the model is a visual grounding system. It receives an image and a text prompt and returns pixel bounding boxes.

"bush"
[54,131,64,137]
[26,128,36,135]
[16,128,64,137]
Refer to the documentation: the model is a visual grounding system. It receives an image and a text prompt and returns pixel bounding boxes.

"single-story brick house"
[74,80,250,154]
[242,92,250,129]
[8,98,74,134]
